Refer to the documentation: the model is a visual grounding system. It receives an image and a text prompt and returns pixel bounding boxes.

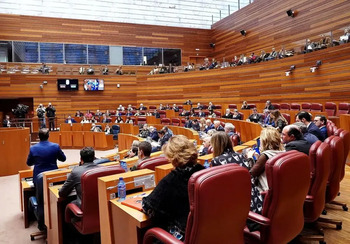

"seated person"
[208,58,217,69]
[241,101,250,110]
[114,116,124,123]
[282,125,312,155]
[149,126,159,141]
[180,109,190,117]
[142,135,204,241]
[116,66,123,75]
[204,119,214,133]
[191,119,200,131]
[224,123,237,137]
[124,140,140,159]
[264,100,275,110]
[59,147,99,207]
[263,109,274,126]
[208,111,216,118]
[139,124,150,138]
[296,111,324,141]
[248,52,257,63]
[80,116,90,124]
[199,118,206,132]
[172,104,179,112]
[198,109,206,117]
[314,115,328,140]
[117,104,125,111]
[101,114,111,123]
[232,109,241,120]
[184,116,192,128]
[130,141,152,171]
[213,120,224,131]
[85,110,93,120]
[104,124,111,135]
[95,109,103,117]
[162,126,174,136]
[265,48,277,60]
[248,108,263,123]
[199,136,211,156]
[75,110,83,117]
[294,122,318,144]
[125,116,133,124]
[65,115,77,124]
[127,104,133,111]
[90,123,102,132]
[230,56,239,66]
[208,102,215,113]
[304,39,316,53]
[222,108,233,119]
[151,129,172,152]
[256,50,267,62]
[319,34,332,48]
[139,103,147,111]
[270,110,288,133]
[339,28,350,44]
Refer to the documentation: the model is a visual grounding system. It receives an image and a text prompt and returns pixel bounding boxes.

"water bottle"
[120,161,128,172]
[117,177,126,201]
[204,160,210,169]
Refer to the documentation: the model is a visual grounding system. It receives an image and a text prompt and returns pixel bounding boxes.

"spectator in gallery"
[248,52,257,63]
[304,39,316,53]
[116,66,123,75]
[231,55,239,66]
[117,104,125,111]
[340,28,350,44]
[85,110,93,120]
[102,65,109,75]
[3,115,11,127]
[65,115,77,125]
[265,47,278,61]
[75,110,83,117]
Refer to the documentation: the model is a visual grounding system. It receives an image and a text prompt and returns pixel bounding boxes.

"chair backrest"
[248,104,256,109]
[325,102,337,116]
[80,166,125,234]
[230,134,241,146]
[184,164,251,244]
[337,103,350,116]
[280,103,291,110]
[137,156,169,171]
[290,103,301,111]
[281,113,291,124]
[260,151,310,244]
[301,103,311,111]
[334,129,349,181]
[161,118,171,125]
[214,111,221,117]
[310,103,323,112]
[215,105,222,109]
[228,104,237,109]
[171,118,180,126]
[304,141,331,223]
[158,110,166,118]
[324,136,344,203]
[149,105,157,109]
[272,103,280,110]
[137,116,147,125]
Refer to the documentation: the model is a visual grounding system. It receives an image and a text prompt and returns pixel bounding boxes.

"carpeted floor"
[0,148,116,244]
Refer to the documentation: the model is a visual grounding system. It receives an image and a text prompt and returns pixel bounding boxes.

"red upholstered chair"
[290,103,301,111]
[215,105,222,109]
[65,166,125,235]
[244,151,310,244]
[178,105,183,109]
[143,164,251,244]
[272,103,280,110]
[171,118,180,126]
[137,116,147,126]
[280,103,291,110]
[317,136,344,229]
[158,110,166,118]
[238,112,244,120]
[301,103,312,111]
[214,111,221,118]
[161,118,171,125]
[310,103,323,112]
[180,118,186,126]
[299,141,331,243]
[336,103,350,116]
[149,105,157,110]
[230,134,241,146]
[325,102,337,116]
[281,113,290,124]
[202,104,208,109]
[137,156,169,171]
[110,110,116,115]
[228,104,237,109]
[248,104,256,109]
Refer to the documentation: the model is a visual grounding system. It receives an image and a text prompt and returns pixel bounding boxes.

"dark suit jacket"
[308,122,324,141]
[27,141,66,184]
[58,162,99,207]
[222,113,233,119]
[285,139,312,155]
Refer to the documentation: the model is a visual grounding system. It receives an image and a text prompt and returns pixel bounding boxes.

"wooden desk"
[72,131,84,148]
[118,133,144,151]
[242,140,257,147]
[154,163,173,184]
[197,154,213,165]
[110,191,152,244]
[98,169,155,244]
[146,116,160,125]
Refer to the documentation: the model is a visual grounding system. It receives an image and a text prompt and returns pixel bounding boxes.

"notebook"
[121,197,143,211]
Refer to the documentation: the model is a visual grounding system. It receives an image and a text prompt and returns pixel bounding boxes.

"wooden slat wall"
[136,43,350,107]
[210,0,350,62]
[0,14,212,65]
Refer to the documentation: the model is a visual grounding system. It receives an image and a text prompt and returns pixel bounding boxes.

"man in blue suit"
[27,128,66,185]
[296,111,324,141]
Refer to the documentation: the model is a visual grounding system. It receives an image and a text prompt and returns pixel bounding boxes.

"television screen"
[84,79,104,91]
[57,79,79,91]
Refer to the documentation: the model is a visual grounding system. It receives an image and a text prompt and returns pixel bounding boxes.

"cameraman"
[46,103,56,131]
[36,104,46,128]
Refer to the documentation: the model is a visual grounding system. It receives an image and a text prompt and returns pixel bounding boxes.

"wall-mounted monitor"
[83,79,104,91]
[57,79,79,91]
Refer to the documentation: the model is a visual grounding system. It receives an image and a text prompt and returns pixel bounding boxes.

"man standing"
[296,111,324,141]
[59,147,98,207]
[27,128,66,185]
[281,125,312,155]
[2,115,11,127]
[46,103,56,131]
[36,104,46,128]
[130,141,152,171]
[314,115,328,140]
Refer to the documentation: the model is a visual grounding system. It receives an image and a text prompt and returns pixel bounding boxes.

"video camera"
[12,104,29,118]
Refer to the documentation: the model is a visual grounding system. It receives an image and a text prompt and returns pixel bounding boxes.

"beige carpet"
[0,148,116,244]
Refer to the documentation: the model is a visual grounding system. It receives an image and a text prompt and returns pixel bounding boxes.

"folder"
[121,197,143,211]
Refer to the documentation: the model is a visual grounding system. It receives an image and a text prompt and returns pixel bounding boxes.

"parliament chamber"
[0,0,350,243]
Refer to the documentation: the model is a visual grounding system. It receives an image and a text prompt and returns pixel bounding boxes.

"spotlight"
[40,80,48,89]
[240,30,247,36]
[40,84,44,89]
[209,43,215,48]
[285,71,291,76]
[117,84,120,88]
[310,60,322,72]
[285,65,296,76]
[43,80,48,84]
[286,9,295,17]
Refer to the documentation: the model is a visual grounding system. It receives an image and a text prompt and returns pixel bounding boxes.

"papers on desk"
[25,178,34,187]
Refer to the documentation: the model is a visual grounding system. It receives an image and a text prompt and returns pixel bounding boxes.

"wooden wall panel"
[211,0,350,62]
[0,14,212,65]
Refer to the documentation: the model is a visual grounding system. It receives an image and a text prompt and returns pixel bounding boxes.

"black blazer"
[285,139,312,155]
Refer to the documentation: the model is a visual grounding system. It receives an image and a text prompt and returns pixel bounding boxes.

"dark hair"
[139,141,152,157]
[131,146,138,155]
[38,128,49,141]
[316,115,327,125]
[211,132,233,157]
[158,130,165,135]
[80,147,95,162]
[297,111,311,122]
[287,126,303,140]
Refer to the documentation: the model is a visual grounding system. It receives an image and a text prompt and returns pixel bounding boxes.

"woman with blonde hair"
[142,135,204,241]
[250,127,285,191]
[270,110,288,132]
